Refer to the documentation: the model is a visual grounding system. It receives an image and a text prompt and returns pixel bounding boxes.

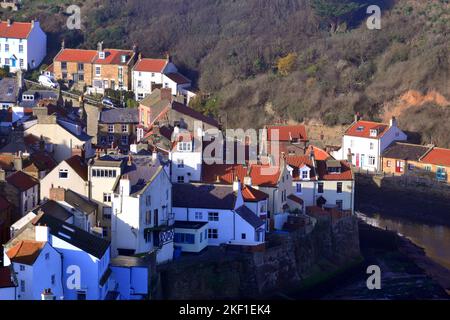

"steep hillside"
[2,0,449,146]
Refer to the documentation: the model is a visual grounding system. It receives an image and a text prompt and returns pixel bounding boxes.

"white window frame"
[59,169,69,179]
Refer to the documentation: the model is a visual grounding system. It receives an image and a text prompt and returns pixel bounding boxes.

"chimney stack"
[233,177,241,192]
[49,187,66,202]
[35,224,49,242]
[41,289,55,301]
[0,169,5,182]
[97,41,103,53]
[120,175,131,197]
[17,69,23,89]
[390,116,397,128]
[7,19,11,27]
[354,113,360,123]
[61,40,65,50]
[13,152,23,171]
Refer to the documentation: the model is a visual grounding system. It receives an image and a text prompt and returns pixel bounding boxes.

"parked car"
[38,75,59,89]
[102,97,117,108]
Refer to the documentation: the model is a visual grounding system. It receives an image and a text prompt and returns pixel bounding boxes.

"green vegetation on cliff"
[3,0,449,146]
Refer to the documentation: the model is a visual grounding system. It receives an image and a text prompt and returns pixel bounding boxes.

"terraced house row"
[49,41,195,103]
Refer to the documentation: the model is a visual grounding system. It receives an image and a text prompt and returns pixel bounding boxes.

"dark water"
[357,212,450,271]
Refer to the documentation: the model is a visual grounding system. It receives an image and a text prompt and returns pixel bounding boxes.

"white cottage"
[4,239,63,300]
[172,182,265,250]
[333,116,407,172]
[111,154,174,264]
[0,19,47,72]
[40,155,89,200]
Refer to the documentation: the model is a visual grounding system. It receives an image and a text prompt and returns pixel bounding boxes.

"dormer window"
[370,129,378,137]
[99,51,106,59]
[301,170,309,180]
[299,166,311,180]
[326,160,342,174]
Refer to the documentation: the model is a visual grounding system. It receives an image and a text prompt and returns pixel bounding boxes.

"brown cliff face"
[158,216,360,300]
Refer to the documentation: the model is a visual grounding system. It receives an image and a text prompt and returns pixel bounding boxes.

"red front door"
[356,154,360,168]
[396,161,404,173]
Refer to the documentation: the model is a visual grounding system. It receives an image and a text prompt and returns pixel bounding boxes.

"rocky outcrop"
[158,216,360,299]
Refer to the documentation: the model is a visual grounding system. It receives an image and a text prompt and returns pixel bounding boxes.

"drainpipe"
[233,211,236,241]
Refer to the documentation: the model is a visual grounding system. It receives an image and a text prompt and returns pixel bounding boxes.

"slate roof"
[166,73,191,84]
[382,142,431,161]
[172,183,237,210]
[172,101,219,128]
[34,214,110,259]
[57,119,92,142]
[6,170,39,192]
[235,206,265,228]
[100,108,139,124]
[112,155,164,195]
[32,200,72,222]
[64,190,97,215]
[28,152,57,172]
[110,255,152,268]
[173,221,208,230]
[0,77,19,104]
[19,90,59,108]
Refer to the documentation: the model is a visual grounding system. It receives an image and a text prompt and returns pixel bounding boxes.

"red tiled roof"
[54,48,98,63]
[93,49,134,65]
[0,267,15,289]
[134,58,168,73]
[307,145,331,161]
[65,155,88,181]
[286,155,316,181]
[45,63,54,73]
[345,120,388,139]
[242,185,268,202]
[420,147,450,167]
[0,195,11,211]
[6,240,45,266]
[6,170,39,192]
[202,163,281,187]
[267,125,308,142]
[0,21,33,39]
[0,154,14,171]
